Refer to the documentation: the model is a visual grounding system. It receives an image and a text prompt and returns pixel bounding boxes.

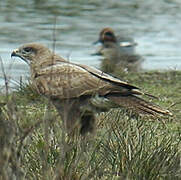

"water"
[0,0,181,89]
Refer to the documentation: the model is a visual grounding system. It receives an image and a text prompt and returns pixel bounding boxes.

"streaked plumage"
[93,27,144,73]
[11,43,171,135]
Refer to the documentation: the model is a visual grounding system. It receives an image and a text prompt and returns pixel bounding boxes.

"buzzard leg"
[51,99,81,134]
[52,98,96,135]
[80,112,95,135]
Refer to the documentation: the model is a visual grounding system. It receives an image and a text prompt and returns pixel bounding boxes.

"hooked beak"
[11,49,29,65]
[11,49,19,58]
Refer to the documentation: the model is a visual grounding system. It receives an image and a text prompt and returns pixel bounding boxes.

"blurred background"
[0,0,181,88]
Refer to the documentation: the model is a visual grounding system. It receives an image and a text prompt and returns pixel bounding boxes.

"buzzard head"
[11,43,51,65]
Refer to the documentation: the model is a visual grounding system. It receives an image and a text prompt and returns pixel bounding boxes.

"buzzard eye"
[23,47,33,53]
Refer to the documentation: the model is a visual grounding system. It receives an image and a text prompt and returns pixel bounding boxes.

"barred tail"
[107,94,172,116]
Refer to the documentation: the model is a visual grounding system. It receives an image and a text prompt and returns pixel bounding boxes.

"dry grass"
[0,70,180,180]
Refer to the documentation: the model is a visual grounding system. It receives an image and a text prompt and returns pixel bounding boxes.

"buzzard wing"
[73,63,138,89]
[33,61,137,99]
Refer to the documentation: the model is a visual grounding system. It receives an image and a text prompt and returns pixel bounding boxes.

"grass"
[0,70,180,180]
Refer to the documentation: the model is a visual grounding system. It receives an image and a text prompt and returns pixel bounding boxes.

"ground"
[0,70,180,179]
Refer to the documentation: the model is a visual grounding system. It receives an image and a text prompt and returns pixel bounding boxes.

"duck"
[93,27,144,73]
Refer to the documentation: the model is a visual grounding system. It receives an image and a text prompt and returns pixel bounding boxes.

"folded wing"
[34,61,140,99]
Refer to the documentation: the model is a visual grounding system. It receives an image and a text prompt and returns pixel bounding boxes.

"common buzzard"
[11,43,171,135]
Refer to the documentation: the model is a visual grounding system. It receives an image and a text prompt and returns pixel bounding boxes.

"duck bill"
[91,52,103,56]
[93,39,101,45]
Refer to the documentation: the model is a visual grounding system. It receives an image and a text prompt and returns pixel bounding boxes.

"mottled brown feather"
[34,62,137,98]
[11,43,172,135]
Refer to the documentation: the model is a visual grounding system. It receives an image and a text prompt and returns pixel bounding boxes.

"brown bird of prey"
[11,43,171,135]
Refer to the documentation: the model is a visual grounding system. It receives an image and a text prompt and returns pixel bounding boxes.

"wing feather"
[72,63,139,90]
[33,62,133,99]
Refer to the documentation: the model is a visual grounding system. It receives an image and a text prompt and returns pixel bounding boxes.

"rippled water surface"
[0,0,181,88]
